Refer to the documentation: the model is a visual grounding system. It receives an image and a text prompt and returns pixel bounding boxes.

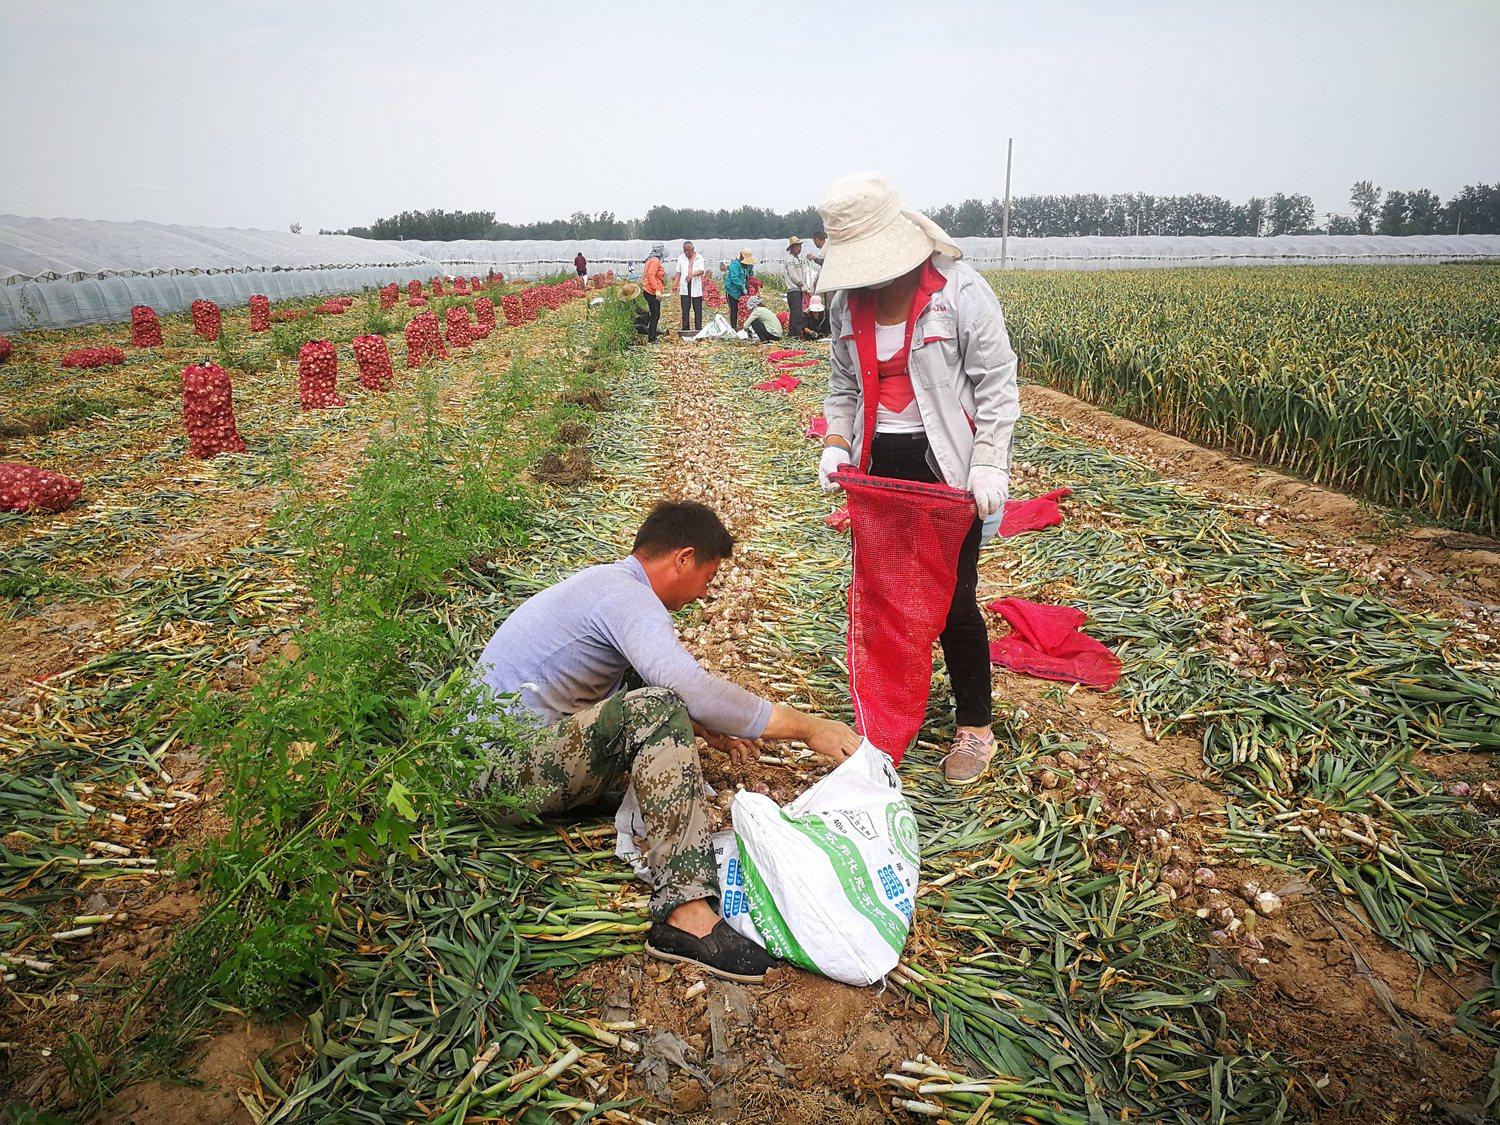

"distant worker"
[674,241,706,333]
[806,231,828,292]
[473,500,860,981]
[814,172,1020,786]
[641,244,667,343]
[724,249,755,331]
[742,295,783,343]
[801,292,829,339]
[783,236,809,340]
[574,251,588,283]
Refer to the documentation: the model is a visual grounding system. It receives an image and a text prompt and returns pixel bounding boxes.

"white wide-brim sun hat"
[814,172,962,294]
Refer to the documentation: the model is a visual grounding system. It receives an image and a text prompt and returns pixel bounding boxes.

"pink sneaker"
[943,727,996,785]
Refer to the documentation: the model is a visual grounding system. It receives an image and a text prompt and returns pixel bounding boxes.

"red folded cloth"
[766,348,806,362]
[987,597,1121,690]
[772,359,818,370]
[755,374,801,392]
[999,487,1071,538]
[805,417,828,440]
[824,506,851,531]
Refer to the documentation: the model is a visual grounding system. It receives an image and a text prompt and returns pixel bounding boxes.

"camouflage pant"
[494,687,716,921]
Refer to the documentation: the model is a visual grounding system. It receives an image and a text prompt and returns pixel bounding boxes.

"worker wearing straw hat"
[725,249,755,331]
[814,172,1021,785]
[783,236,809,340]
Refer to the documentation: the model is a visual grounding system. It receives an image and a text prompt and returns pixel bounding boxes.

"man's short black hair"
[632,500,735,561]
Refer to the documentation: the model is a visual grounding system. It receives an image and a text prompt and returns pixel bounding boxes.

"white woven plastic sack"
[692,314,746,341]
[730,741,919,985]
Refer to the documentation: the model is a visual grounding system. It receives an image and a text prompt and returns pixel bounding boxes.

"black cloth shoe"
[645,919,777,983]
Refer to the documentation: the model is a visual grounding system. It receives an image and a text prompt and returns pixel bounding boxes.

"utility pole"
[999,138,1014,271]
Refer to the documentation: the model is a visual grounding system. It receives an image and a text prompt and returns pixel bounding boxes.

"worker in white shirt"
[783,236,809,341]
[806,232,828,292]
[673,242,707,333]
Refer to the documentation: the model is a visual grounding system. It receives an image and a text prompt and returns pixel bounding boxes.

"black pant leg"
[728,296,740,330]
[692,296,703,330]
[786,289,803,338]
[940,519,992,728]
[680,295,690,330]
[645,293,660,342]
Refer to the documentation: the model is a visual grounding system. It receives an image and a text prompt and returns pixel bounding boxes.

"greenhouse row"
[4,213,1498,331]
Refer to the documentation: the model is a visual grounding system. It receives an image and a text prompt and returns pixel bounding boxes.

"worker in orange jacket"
[641,244,667,343]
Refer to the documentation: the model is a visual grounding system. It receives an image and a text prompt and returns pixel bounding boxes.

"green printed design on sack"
[886,801,919,867]
[781,809,908,955]
[737,837,819,974]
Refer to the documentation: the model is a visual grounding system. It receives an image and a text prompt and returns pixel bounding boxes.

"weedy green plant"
[993,264,1500,535]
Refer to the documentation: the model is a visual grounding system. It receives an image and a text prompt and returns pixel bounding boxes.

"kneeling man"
[476,500,860,982]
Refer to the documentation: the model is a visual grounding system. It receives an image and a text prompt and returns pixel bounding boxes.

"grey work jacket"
[823,257,1021,490]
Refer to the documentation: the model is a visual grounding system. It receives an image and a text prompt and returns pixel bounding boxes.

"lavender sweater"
[476,556,772,739]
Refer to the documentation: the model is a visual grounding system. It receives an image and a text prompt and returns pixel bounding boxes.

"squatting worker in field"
[814,172,1020,785]
[641,244,667,343]
[742,295,783,343]
[674,241,706,333]
[474,500,861,982]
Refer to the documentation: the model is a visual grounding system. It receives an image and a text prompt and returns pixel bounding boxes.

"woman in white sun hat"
[815,171,1021,786]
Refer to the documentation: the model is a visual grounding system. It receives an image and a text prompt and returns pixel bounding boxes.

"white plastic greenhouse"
[400,233,1500,280]
[4,214,1498,333]
[0,215,435,333]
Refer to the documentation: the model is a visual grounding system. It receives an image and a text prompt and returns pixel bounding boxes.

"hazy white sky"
[1,0,1495,231]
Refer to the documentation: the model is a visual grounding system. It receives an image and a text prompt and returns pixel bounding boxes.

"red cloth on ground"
[986,597,1121,690]
[771,359,818,370]
[999,487,1072,538]
[837,469,977,764]
[766,348,806,362]
[805,417,828,440]
[824,505,850,531]
[755,375,801,392]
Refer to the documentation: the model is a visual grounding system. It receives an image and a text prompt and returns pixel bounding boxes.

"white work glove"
[967,464,1008,519]
[819,445,851,492]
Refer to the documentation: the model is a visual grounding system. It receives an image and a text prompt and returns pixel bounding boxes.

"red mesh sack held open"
[131,305,163,347]
[835,469,976,764]
[297,340,345,409]
[352,334,394,390]
[248,295,270,332]
[181,362,247,458]
[444,306,472,347]
[191,300,220,341]
[0,463,83,514]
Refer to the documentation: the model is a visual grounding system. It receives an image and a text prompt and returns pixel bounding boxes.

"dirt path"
[552,338,945,1122]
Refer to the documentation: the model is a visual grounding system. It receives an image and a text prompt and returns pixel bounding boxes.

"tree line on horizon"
[322,182,1500,241]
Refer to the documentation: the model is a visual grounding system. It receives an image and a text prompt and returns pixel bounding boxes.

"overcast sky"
[1,0,1495,232]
